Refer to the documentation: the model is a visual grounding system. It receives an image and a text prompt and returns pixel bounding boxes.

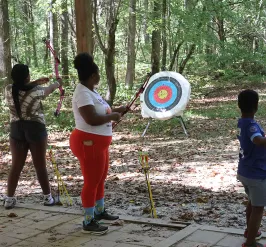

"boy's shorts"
[237,174,266,207]
[10,120,47,143]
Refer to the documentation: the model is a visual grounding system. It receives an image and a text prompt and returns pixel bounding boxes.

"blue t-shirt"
[237,118,266,179]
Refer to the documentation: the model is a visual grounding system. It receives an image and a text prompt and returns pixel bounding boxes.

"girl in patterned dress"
[4,64,62,209]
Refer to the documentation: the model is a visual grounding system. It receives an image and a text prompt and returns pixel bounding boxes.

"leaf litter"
[1,89,266,232]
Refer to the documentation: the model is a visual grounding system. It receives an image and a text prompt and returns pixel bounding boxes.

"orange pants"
[69,129,112,207]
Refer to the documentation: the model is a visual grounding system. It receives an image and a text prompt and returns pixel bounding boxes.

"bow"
[42,37,65,117]
[113,73,151,128]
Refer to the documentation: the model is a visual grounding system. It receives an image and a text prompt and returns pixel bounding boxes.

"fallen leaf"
[7,212,17,218]
[110,220,124,226]
[196,197,209,203]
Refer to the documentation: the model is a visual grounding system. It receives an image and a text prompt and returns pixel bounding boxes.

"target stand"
[141,116,188,137]
[140,71,190,137]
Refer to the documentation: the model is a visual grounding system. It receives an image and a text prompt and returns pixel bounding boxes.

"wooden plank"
[153,224,200,247]
[16,203,188,229]
[118,216,188,229]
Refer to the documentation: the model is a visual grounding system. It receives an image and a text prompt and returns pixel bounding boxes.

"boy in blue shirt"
[237,89,266,247]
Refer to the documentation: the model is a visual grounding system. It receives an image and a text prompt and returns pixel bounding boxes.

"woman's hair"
[74,53,99,81]
[238,89,259,113]
[11,64,36,119]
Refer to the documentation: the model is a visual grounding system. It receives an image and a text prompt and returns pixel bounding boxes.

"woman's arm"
[79,105,121,126]
[112,106,127,113]
[31,77,50,85]
[43,79,63,97]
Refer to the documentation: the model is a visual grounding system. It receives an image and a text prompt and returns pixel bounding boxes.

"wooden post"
[74,0,93,54]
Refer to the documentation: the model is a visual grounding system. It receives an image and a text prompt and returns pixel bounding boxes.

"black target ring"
[144,76,182,112]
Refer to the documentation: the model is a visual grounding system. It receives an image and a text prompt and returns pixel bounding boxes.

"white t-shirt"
[72,83,112,136]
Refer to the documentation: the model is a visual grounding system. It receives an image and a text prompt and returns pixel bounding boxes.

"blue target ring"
[148,81,178,109]
[144,77,182,112]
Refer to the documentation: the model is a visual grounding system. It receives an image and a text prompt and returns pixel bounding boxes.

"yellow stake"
[49,147,73,206]
[139,151,157,218]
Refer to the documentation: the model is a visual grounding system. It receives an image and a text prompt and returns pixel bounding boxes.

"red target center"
[154,86,172,103]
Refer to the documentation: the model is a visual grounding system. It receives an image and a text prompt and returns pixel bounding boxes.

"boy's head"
[238,89,259,114]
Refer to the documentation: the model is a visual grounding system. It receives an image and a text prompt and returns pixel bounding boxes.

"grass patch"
[1,73,266,142]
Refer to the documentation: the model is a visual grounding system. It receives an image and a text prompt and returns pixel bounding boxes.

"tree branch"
[114,0,122,21]
[65,15,76,36]
[93,0,107,54]
[179,44,196,74]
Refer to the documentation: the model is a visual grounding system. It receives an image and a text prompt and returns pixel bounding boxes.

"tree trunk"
[61,0,69,77]
[169,41,183,71]
[179,44,195,74]
[53,8,59,56]
[161,0,167,71]
[125,0,136,89]
[104,18,118,105]
[12,0,19,63]
[49,0,59,70]
[216,16,226,49]
[253,0,263,53]
[93,0,121,106]
[49,0,54,62]
[151,0,161,75]
[167,0,172,62]
[75,0,93,54]
[0,0,11,85]
[44,17,49,63]
[70,0,77,59]
[23,0,31,65]
[143,0,149,44]
[29,0,38,67]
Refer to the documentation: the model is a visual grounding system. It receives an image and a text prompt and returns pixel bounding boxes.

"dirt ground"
[1,85,266,231]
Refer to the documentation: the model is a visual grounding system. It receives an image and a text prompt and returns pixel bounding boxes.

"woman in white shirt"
[70,53,125,235]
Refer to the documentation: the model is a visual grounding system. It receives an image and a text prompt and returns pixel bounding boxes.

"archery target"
[140,71,191,120]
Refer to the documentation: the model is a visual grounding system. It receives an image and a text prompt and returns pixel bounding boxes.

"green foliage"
[1,0,266,140]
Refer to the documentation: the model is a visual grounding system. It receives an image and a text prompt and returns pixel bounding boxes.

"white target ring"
[140,71,191,120]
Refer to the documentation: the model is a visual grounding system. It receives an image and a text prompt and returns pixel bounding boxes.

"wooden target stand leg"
[141,116,188,137]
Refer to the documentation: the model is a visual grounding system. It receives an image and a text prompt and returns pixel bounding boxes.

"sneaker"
[242,243,266,247]
[44,196,55,206]
[82,219,108,235]
[244,229,262,240]
[4,197,16,210]
[94,209,119,221]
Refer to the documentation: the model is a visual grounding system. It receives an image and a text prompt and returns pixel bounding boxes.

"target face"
[140,71,191,120]
[144,77,182,112]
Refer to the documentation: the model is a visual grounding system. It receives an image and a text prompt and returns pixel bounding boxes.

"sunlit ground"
[1,78,266,229]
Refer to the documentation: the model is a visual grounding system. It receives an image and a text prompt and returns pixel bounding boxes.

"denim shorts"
[10,120,47,143]
[237,174,266,207]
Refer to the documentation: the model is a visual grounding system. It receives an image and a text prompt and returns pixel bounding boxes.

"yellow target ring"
[158,89,168,99]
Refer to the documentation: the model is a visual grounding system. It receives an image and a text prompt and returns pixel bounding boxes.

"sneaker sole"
[94,217,119,221]
[244,234,262,240]
[256,235,262,240]
[82,229,108,235]
[4,206,15,210]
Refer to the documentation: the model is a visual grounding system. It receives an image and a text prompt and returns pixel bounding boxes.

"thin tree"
[143,0,149,44]
[151,0,161,74]
[94,0,122,105]
[161,0,167,70]
[49,0,59,56]
[22,0,31,65]
[29,0,38,67]
[125,0,136,89]
[0,0,11,85]
[61,0,69,77]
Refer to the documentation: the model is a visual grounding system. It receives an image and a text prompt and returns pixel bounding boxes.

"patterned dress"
[5,84,46,124]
